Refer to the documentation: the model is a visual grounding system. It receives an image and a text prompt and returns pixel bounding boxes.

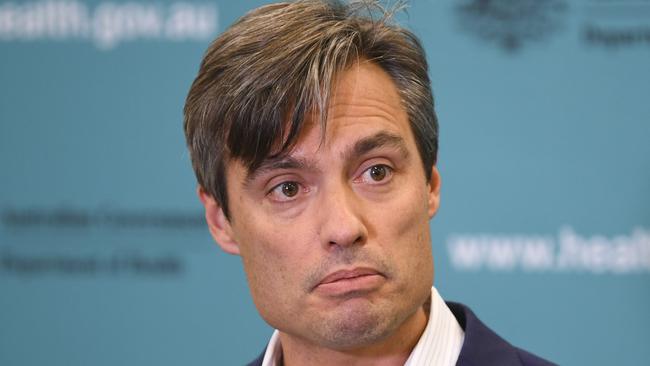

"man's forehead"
[328,62,406,116]
[229,62,414,181]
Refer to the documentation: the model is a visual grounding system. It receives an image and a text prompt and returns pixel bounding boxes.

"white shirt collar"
[260,330,282,366]
[261,287,464,366]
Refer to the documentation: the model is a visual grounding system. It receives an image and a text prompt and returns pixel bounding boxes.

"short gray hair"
[184,0,438,219]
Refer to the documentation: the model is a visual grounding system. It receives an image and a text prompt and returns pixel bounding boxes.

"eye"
[268,181,301,201]
[359,164,393,184]
[369,165,388,181]
[280,182,299,197]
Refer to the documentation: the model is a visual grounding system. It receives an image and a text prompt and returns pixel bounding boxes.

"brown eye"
[281,182,299,197]
[369,165,387,181]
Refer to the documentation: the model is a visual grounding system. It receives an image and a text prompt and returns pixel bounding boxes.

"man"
[183,1,555,365]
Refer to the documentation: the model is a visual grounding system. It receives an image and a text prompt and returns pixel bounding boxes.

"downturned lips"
[314,267,385,296]
[319,268,382,285]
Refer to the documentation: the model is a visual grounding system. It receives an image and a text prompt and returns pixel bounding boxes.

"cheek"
[376,183,433,278]
[234,218,315,324]
[385,182,431,240]
[237,221,287,291]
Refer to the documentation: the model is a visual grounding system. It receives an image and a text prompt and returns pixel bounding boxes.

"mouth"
[314,267,385,296]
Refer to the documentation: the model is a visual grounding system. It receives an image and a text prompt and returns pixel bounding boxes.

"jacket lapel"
[447,302,523,366]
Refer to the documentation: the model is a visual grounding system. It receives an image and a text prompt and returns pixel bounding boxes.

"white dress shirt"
[261,287,465,366]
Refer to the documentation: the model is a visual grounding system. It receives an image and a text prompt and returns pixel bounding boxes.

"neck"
[278,304,429,366]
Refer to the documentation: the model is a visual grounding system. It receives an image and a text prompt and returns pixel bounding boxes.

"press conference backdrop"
[1,0,648,364]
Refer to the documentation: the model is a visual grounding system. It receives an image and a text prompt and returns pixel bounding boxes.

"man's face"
[203,62,440,350]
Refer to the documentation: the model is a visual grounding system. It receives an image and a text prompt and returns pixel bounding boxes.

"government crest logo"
[455,0,568,53]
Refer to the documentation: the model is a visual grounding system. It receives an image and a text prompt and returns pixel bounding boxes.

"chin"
[311,302,403,350]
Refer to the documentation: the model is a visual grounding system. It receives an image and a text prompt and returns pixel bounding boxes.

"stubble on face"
[224,61,436,357]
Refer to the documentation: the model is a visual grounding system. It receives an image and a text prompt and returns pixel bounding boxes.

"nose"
[318,183,368,249]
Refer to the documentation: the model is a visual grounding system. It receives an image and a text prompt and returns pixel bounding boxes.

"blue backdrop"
[1,0,649,365]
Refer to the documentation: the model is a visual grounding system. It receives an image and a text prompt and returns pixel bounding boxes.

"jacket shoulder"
[446,301,556,366]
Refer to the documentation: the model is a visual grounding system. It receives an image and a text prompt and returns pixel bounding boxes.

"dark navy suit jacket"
[246,302,555,366]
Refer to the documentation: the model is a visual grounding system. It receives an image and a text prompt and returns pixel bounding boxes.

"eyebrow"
[343,131,410,162]
[244,156,316,186]
[244,131,409,185]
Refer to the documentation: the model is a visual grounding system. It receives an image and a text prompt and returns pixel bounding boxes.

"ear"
[197,186,241,255]
[427,166,441,219]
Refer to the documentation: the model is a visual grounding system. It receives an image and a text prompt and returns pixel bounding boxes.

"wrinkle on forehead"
[328,105,403,124]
